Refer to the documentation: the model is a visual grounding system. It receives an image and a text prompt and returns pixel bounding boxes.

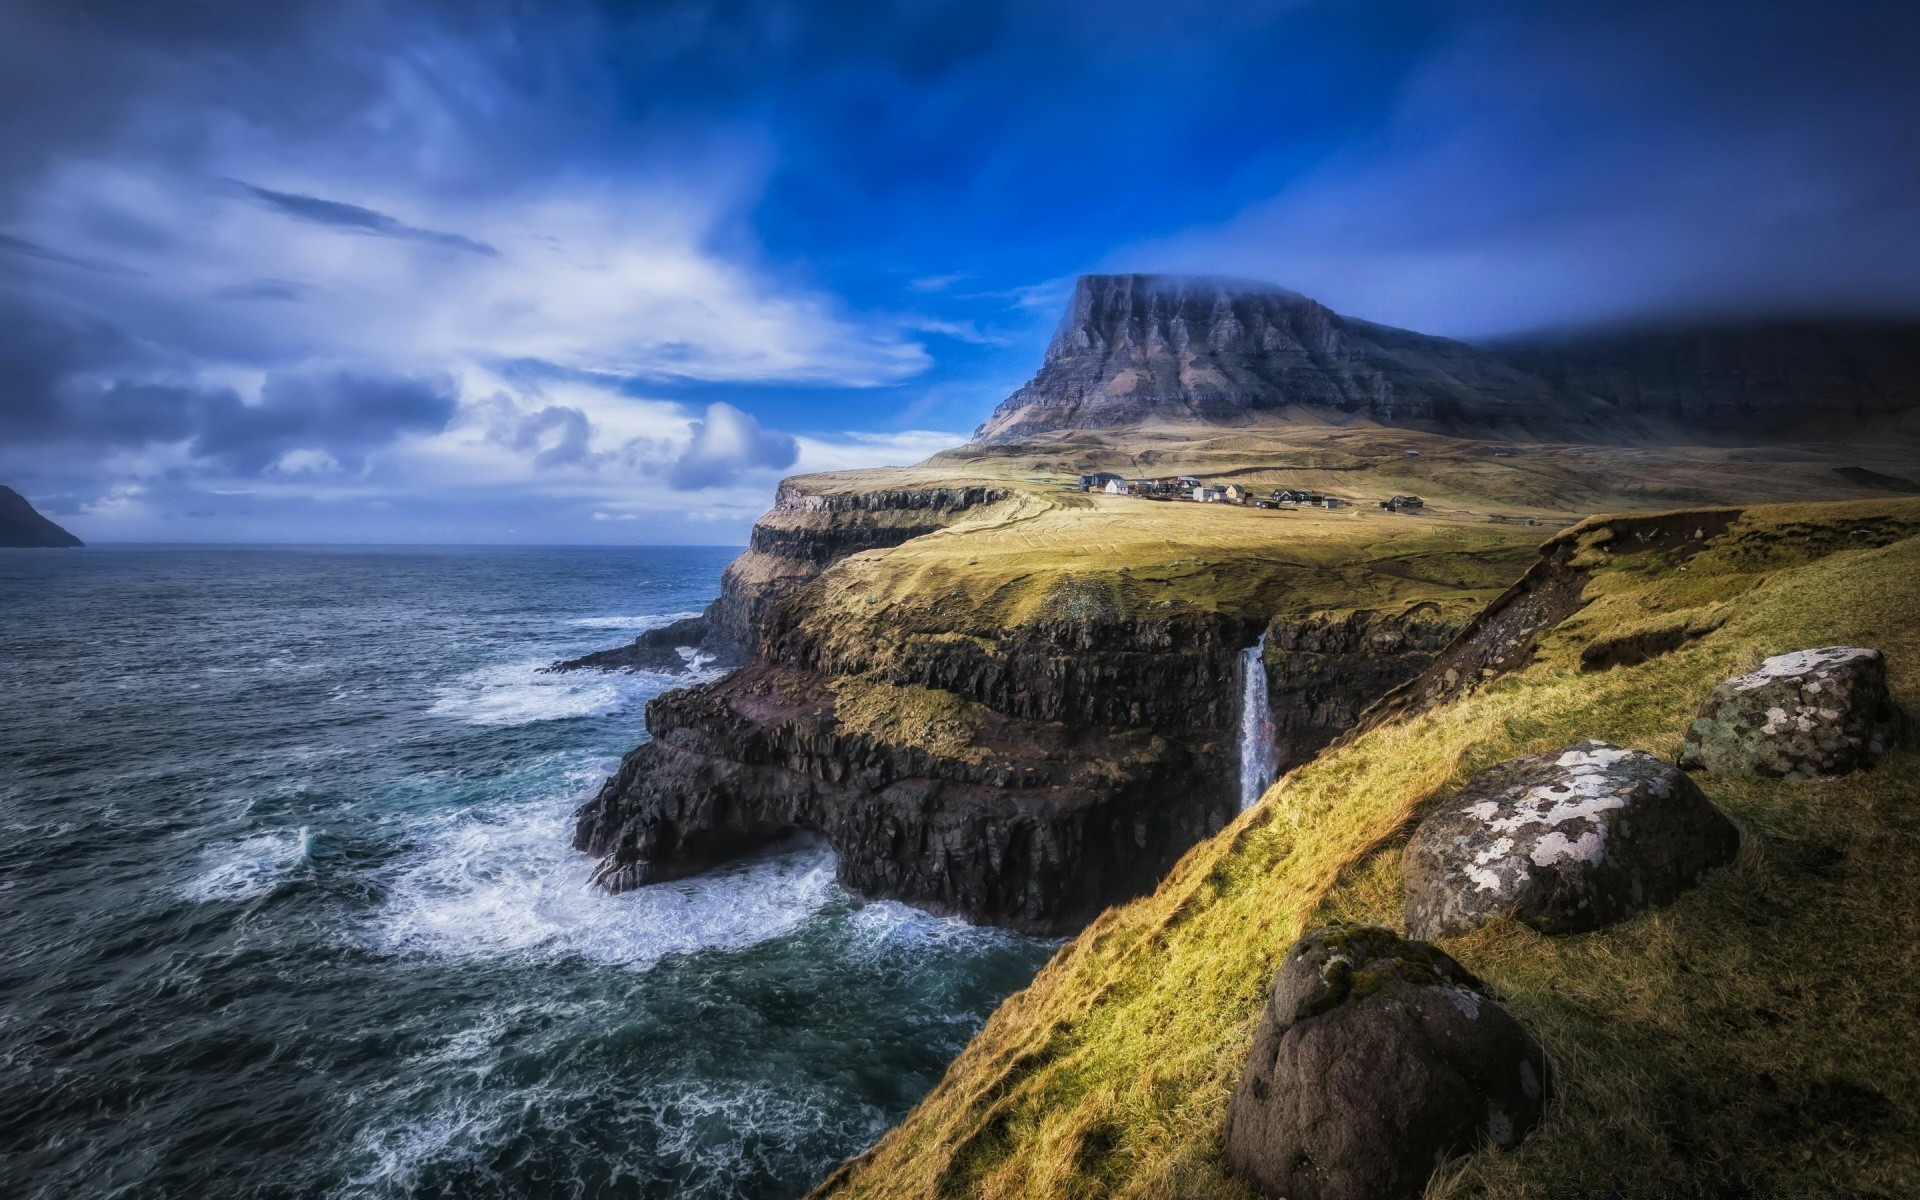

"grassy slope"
[797,493,1545,658]
[816,497,1920,1199]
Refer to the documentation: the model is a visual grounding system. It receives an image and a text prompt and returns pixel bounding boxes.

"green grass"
[814,496,1920,1200]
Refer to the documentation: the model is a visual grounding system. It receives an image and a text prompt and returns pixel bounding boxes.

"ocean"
[0,545,1052,1199]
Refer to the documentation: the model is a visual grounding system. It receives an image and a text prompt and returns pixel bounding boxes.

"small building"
[1078,472,1125,492]
[1103,478,1129,495]
[1404,449,1422,457]
[1273,488,1330,505]
[1223,484,1248,503]
[1381,494,1425,512]
[1194,486,1220,503]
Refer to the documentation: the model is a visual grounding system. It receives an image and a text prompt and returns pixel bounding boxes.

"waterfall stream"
[1239,634,1278,808]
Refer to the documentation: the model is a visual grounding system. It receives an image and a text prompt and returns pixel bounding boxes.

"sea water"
[0,546,1052,1199]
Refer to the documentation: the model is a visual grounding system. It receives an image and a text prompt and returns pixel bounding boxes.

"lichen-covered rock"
[1404,740,1738,940]
[1225,924,1548,1200]
[1678,646,1903,778]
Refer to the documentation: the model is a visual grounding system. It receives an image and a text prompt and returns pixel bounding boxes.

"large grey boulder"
[1679,646,1903,778]
[1225,924,1548,1200]
[1404,740,1738,940]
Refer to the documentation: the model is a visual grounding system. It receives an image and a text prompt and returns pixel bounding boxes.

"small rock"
[1225,924,1548,1200]
[1679,646,1903,778]
[1404,740,1737,940]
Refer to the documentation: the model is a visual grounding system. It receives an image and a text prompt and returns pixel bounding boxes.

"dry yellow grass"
[815,496,1920,1199]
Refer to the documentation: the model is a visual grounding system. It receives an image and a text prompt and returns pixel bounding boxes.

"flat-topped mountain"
[975,274,1920,443]
[0,486,82,548]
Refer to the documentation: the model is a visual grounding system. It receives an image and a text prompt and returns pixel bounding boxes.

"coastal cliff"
[811,497,1920,1199]
[573,474,1537,933]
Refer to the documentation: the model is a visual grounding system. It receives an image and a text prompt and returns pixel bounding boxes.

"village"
[1076,472,1426,513]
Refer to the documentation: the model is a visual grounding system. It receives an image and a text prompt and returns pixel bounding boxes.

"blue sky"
[1,0,1916,543]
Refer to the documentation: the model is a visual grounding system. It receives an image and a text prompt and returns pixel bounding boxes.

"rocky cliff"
[0,486,82,548]
[572,475,1526,933]
[975,274,1920,444]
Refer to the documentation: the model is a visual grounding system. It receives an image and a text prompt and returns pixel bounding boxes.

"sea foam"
[182,827,312,903]
[367,786,839,970]
[427,659,669,727]
[565,610,703,630]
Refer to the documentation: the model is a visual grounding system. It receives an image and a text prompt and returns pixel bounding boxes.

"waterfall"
[1239,634,1278,809]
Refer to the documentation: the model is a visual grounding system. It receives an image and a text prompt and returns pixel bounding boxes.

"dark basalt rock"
[1225,924,1548,1200]
[1262,604,1462,772]
[572,665,1233,934]
[1679,646,1904,779]
[546,616,717,675]
[1404,740,1739,940]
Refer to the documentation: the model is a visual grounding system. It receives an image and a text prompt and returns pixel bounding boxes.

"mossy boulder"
[1404,740,1737,939]
[1225,924,1548,1200]
[1679,646,1903,778]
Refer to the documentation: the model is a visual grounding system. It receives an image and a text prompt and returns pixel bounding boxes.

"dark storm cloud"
[231,183,498,256]
[0,290,456,473]
[187,370,459,473]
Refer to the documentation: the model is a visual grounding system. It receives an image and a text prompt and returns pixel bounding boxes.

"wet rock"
[1679,646,1903,778]
[1404,740,1737,940]
[545,616,717,674]
[1225,924,1548,1200]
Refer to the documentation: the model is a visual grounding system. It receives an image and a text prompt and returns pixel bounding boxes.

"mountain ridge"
[975,274,1920,444]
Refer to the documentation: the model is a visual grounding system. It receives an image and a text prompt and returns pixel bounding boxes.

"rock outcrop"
[0,486,82,548]
[1225,924,1548,1200]
[1679,647,1905,778]
[1404,740,1739,940]
[546,616,713,674]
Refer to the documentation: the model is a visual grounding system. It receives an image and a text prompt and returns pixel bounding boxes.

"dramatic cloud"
[0,0,1912,540]
[667,403,800,490]
[1121,2,1920,336]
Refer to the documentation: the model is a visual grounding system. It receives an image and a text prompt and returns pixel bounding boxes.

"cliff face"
[0,486,82,548]
[700,480,1009,662]
[1262,604,1462,773]
[572,475,1506,933]
[975,275,1920,444]
[975,275,1572,442]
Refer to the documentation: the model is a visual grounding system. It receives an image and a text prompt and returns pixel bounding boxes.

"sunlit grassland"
[816,497,1920,1199]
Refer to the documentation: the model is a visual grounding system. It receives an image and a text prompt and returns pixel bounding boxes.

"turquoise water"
[0,546,1052,1198]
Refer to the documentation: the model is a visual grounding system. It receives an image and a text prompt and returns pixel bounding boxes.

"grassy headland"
[814,496,1920,1199]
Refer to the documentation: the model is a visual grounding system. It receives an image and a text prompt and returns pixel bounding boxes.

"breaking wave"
[427,659,672,727]
[182,827,312,902]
